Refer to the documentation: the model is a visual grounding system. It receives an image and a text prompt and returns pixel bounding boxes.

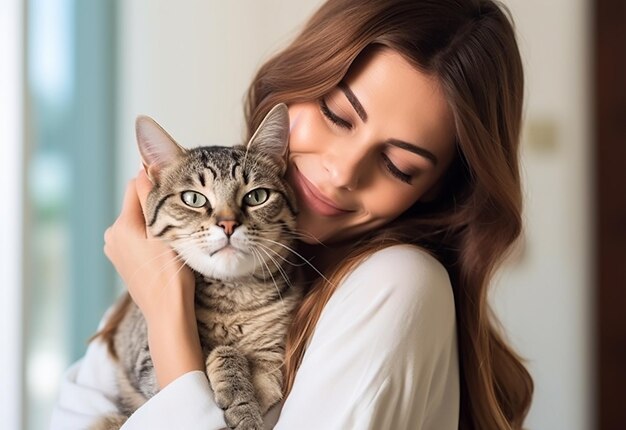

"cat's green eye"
[181,190,207,208]
[243,188,270,206]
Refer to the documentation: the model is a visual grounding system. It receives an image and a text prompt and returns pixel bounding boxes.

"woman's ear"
[135,115,186,183]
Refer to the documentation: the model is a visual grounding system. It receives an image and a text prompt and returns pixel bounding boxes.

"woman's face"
[287,49,456,244]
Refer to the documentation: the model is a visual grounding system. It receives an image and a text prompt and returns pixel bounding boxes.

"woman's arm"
[103,170,204,388]
[51,170,232,429]
[48,310,231,429]
[273,245,460,430]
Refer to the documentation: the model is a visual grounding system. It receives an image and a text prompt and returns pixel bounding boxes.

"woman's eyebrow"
[386,138,439,166]
[338,81,368,122]
[338,81,438,167]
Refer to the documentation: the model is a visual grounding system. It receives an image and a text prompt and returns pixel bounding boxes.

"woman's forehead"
[341,48,456,169]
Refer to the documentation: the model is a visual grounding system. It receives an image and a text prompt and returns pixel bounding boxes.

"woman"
[51,0,533,429]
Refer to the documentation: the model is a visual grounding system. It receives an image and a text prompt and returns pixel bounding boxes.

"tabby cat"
[93,104,302,430]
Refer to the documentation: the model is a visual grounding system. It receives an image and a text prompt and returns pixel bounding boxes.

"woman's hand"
[104,169,195,321]
[104,169,204,388]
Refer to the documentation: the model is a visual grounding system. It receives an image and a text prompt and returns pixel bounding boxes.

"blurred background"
[1,0,624,429]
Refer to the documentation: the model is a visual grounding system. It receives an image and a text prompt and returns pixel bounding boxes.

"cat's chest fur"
[194,276,300,354]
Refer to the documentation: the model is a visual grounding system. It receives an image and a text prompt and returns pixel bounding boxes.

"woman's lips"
[292,167,354,217]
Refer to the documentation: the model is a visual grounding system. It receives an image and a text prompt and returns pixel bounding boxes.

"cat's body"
[93,105,303,430]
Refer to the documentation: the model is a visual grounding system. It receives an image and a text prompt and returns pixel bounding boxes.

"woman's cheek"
[366,188,419,220]
[288,103,323,153]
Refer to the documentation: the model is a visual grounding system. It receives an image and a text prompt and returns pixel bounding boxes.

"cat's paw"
[212,371,265,429]
[206,346,264,429]
[212,381,236,411]
[206,346,255,409]
[206,345,253,410]
[224,401,264,430]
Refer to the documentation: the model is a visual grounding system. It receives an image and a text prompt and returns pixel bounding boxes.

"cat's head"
[135,104,298,281]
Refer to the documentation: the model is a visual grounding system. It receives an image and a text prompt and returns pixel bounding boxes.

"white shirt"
[50,245,459,429]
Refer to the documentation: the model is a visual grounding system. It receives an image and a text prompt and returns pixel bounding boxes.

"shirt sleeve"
[273,244,460,430]
[48,310,230,430]
[49,332,121,429]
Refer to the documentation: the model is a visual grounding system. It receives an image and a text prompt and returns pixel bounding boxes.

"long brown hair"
[245,0,533,428]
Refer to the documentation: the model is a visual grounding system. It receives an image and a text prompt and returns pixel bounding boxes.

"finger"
[119,178,148,237]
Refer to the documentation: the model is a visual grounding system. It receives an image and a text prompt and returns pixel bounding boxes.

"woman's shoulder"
[340,245,452,305]
[286,245,459,430]
[352,244,449,282]
[324,244,455,333]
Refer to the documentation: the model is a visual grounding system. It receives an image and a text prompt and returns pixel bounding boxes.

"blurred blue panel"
[25,0,117,428]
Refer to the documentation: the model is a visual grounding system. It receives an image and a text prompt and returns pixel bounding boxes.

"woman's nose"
[322,143,369,191]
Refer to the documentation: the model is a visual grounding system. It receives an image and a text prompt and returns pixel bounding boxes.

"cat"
[92,104,303,430]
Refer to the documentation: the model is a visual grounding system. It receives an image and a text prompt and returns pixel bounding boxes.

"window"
[23,1,117,428]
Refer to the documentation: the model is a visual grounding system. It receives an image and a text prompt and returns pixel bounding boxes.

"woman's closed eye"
[319,97,414,185]
[381,154,413,184]
[319,97,353,129]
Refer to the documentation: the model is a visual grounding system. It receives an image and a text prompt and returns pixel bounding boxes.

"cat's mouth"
[209,244,247,257]
[182,241,256,279]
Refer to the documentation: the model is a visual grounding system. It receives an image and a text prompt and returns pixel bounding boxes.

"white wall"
[116,0,325,190]
[117,1,593,429]
[493,1,593,429]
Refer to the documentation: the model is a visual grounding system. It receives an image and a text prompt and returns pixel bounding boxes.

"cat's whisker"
[250,247,284,308]
[252,225,325,244]
[151,252,188,282]
[156,240,227,291]
[166,233,194,240]
[250,247,279,304]
[275,229,326,246]
[151,240,210,273]
[290,229,326,246]
[141,231,199,246]
[249,247,266,281]
[252,241,305,268]
[157,258,191,300]
[258,238,334,287]
[255,245,293,293]
[127,246,187,285]
[250,247,274,292]
[249,226,326,246]
[280,229,326,246]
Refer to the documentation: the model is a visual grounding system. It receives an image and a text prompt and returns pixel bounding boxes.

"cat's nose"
[218,220,239,237]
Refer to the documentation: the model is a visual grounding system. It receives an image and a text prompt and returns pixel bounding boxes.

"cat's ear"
[135,115,186,183]
[246,103,290,172]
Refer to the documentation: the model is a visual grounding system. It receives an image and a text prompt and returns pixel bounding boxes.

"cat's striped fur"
[93,105,302,430]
